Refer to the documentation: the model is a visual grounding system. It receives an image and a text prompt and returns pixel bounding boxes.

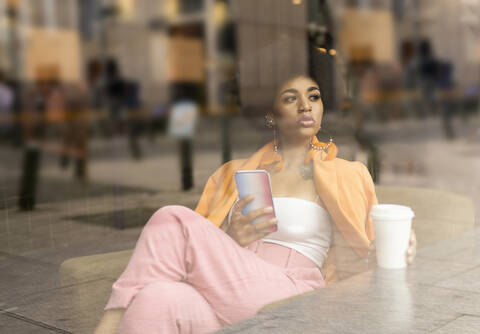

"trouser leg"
[107,206,323,326]
[116,281,222,334]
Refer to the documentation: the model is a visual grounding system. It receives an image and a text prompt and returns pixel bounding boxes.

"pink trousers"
[105,206,325,334]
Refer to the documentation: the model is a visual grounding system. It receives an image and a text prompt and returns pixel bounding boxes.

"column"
[205,0,220,114]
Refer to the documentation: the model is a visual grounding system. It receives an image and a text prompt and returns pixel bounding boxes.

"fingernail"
[265,207,273,212]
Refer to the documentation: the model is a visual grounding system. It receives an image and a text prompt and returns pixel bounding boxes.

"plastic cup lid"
[370,204,415,221]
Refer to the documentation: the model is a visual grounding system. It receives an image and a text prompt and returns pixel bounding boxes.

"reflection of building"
[0,0,329,112]
[0,0,82,83]
[415,0,480,87]
[80,0,204,110]
[80,0,329,112]
[2,0,478,110]
[390,0,480,87]
[332,0,480,87]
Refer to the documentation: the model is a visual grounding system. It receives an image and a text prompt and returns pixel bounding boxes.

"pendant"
[298,164,313,180]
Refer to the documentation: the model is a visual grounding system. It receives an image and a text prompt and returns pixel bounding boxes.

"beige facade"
[0,0,82,82]
[24,27,82,82]
[338,8,396,63]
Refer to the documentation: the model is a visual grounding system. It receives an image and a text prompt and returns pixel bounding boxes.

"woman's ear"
[264,112,276,128]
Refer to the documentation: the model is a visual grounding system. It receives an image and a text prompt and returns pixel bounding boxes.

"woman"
[94,75,416,334]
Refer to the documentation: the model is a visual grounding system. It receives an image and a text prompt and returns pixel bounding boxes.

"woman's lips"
[298,116,315,127]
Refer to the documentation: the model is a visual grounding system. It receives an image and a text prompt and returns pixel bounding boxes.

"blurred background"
[0,0,479,332]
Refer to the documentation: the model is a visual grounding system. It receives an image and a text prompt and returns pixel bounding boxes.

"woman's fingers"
[406,249,416,264]
[251,218,277,233]
[406,229,417,264]
[228,196,277,246]
[236,195,255,212]
[244,206,273,223]
[406,246,416,264]
[410,229,417,247]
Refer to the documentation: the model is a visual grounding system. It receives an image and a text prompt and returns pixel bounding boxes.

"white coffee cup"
[370,204,415,269]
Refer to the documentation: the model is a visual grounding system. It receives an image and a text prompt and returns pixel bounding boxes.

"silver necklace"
[299,138,332,179]
[276,138,332,180]
[298,163,314,179]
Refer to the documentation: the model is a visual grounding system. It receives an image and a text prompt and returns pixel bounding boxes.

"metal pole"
[221,112,231,163]
[180,138,194,190]
[205,0,220,114]
[6,1,22,145]
[7,3,20,83]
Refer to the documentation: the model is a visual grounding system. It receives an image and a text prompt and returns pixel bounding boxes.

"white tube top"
[262,197,332,268]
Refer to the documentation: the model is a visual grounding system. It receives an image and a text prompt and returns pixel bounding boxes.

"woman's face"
[273,76,323,141]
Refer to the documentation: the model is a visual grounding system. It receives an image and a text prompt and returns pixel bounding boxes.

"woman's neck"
[277,135,310,170]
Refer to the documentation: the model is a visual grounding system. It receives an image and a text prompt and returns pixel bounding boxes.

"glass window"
[179,0,203,14]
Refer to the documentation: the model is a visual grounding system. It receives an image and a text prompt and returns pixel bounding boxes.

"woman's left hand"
[406,229,417,264]
[368,229,417,265]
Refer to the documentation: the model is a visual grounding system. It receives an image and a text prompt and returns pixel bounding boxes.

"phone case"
[235,170,277,232]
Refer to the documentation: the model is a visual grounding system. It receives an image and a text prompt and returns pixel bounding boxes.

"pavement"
[0,111,479,333]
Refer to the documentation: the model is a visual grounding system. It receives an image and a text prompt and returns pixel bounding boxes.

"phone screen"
[235,170,276,232]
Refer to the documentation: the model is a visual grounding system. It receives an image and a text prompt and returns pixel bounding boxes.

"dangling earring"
[273,126,278,153]
[264,115,278,153]
[264,114,274,128]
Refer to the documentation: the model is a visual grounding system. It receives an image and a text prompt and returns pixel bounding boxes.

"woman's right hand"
[226,195,278,247]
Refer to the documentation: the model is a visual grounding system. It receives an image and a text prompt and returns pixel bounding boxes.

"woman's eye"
[309,94,321,102]
[283,96,296,103]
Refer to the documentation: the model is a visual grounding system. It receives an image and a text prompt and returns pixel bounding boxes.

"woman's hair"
[238,73,320,120]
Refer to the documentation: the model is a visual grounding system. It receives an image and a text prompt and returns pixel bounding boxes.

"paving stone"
[0,254,60,307]
[432,315,480,333]
[0,314,66,334]
[14,278,114,334]
[435,265,480,294]
[365,257,478,286]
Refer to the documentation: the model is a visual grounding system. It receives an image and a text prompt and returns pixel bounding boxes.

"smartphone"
[234,170,277,232]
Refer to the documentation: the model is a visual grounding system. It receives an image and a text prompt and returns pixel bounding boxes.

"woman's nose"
[298,98,312,112]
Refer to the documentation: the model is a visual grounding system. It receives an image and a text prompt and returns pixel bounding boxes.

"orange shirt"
[195,137,377,282]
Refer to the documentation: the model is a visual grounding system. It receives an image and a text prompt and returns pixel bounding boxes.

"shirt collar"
[258,136,337,172]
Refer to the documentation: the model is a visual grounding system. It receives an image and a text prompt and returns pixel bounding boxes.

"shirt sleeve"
[194,160,237,219]
[194,173,218,218]
[360,162,378,243]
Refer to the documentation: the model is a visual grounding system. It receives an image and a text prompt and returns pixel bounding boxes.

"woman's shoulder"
[208,159,248,182]
[328,157,372,180]
[331,158,375,191]
[332,157,367,171]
